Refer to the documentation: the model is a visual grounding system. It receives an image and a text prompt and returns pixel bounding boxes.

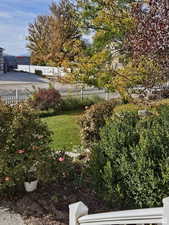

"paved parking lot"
[0,71,48,87]
[0,71,76,96]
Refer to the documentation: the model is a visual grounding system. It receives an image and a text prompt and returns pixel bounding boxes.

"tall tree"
[68,0,167,99]
[27,0,84,66]
[67,0,135,92]
[27,15,50,65]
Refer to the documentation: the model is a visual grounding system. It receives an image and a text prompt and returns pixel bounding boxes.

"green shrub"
[0,101,13,152]
[90,108,169,208]
[61,96,103,111]
[151,98,169,109]
[35,70,43,76]
[29,88,62,111]
[114,103,144,113]
[79,100,118,148]
[0,103,52,192]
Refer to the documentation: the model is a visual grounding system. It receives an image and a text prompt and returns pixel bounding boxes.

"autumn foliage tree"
[27,0,169,99]
[27,16,50,65]
[27,0,84,66]
[67,0,169,100]
[66,0,135,90]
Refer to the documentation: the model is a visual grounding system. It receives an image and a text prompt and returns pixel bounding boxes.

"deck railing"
[69,197,169,225]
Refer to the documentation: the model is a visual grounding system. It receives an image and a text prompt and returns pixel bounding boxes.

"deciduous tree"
[27,0,83,66]
[69,0,168,99]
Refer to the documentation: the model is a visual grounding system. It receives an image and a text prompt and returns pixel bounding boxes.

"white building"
[0,47,4,74]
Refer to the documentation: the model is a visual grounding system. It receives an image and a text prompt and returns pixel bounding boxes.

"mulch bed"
[0,181,112,225]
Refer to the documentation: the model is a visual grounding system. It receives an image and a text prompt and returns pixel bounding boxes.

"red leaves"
[128,0,169,60]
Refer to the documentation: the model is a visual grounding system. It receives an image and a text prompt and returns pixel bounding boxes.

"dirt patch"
[0,181,111,225]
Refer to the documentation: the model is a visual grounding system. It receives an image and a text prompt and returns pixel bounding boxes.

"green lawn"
[42,111,82,151]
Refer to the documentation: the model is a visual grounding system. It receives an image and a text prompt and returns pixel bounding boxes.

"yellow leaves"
[27,1,82,67]
[112,56,164,98]
[66,48,112,87]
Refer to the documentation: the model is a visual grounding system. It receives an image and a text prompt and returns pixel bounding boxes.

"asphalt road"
[0,71,119,100]
[0,71,82,96]
[0,71,49,96]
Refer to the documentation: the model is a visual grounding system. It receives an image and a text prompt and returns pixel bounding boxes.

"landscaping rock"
[138,109,152,116]
[146,92,159,100]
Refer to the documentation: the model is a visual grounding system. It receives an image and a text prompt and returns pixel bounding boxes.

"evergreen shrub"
[90,108,169,208]
[61,96,103,111]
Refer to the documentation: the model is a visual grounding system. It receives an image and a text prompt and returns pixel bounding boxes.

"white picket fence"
[17,65,65,77]
[69,197,169,225]
[0,88,110,105]
[1,95,28,105]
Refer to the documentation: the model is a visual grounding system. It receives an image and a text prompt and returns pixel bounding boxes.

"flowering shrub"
[29,88,62,111]
[0,102,52,192]
[40,151,72,182]
[39,150,87,188]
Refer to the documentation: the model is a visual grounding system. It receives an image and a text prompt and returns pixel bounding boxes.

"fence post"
[163,197,169,225]
[106,90,109,100]
[53,67,55,76]
[69,201,88,225]
[81,87,84,101]
[16,88,18,104]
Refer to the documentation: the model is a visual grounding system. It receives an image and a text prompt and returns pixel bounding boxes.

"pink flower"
[16,149,25,154]
[4,176,10,182]
[32,146,39,150]
[58,157,65,162]
[37,135,43,139]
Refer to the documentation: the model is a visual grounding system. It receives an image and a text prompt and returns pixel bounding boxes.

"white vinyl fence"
[69,197,169,225]
[1,95,28,105]
[0,88,110,105]
[17,65,65,77]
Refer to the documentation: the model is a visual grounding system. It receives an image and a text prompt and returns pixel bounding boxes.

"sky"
[0,0,54,56]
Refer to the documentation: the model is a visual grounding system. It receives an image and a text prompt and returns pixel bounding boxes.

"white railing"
[69,197,169,225]
[17,65,65,77]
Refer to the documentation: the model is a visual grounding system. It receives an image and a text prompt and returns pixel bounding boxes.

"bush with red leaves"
[29,88,62,111]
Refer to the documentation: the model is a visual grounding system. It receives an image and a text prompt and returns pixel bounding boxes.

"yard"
[42,110,82,150]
